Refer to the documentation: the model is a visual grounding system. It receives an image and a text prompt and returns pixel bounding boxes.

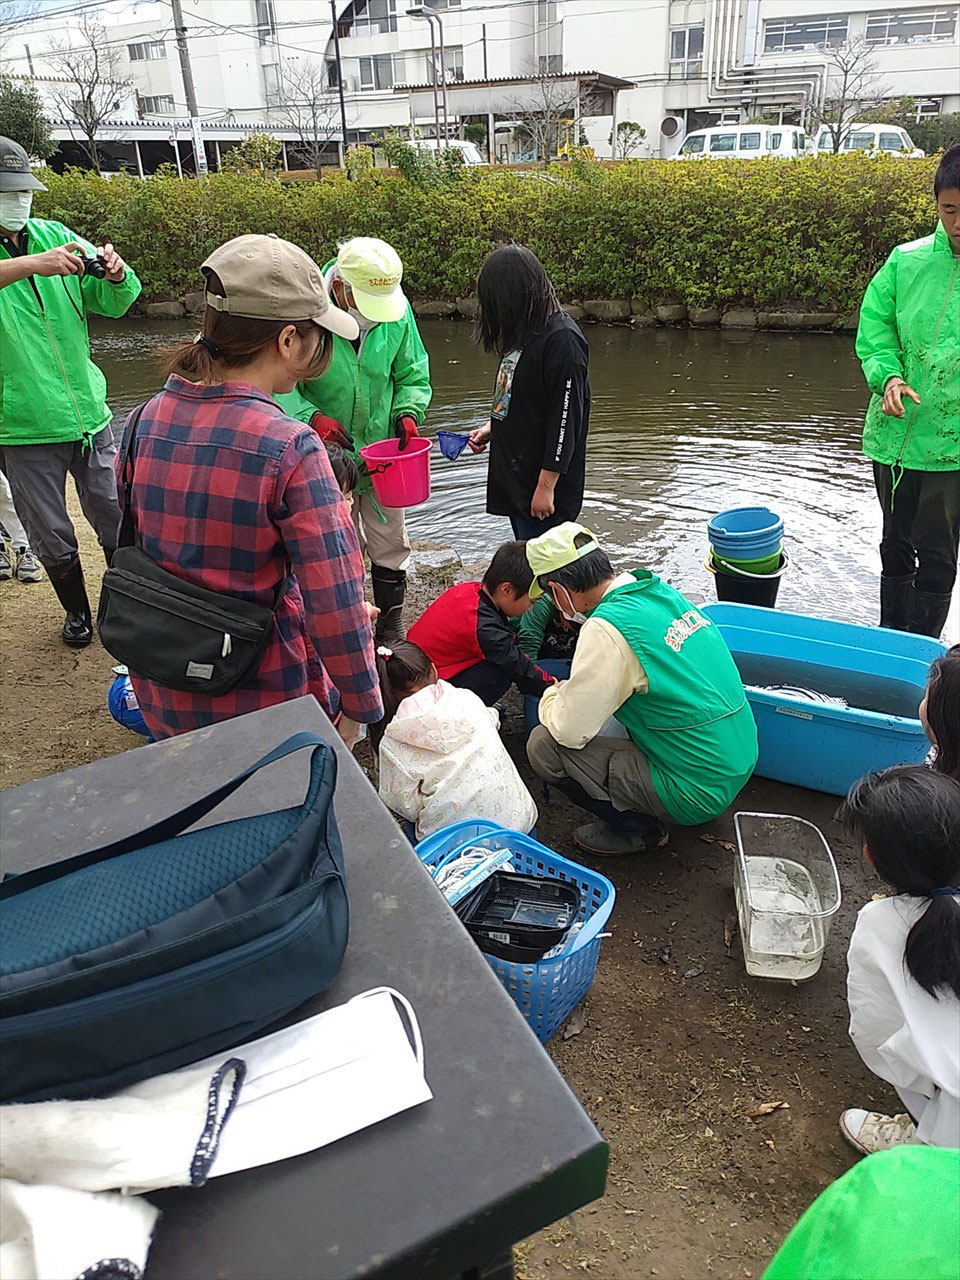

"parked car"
[412,138,485,166]
[813,124,925,157]
[670,124,807,159]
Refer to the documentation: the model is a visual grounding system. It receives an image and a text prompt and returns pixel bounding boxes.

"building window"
[256,0,277,45]
[263,62,281,106]
[128,39,166,61]
[140,94,175,115]
[432,45,465,83]
[763,13,848,53]
[358,53,402,90]
[538,53,563,73]
[340,0,398,38]
[669,26,704,79]
[865,7,957,46]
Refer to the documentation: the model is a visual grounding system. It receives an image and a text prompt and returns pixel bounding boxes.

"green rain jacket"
[0,218,142,447]
[275,259,431,450]
[856,222,959,472]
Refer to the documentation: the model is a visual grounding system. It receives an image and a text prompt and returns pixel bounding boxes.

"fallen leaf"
[563,1008,587,1040]
[723,914,738,949]
[699,833,718,844]
[871,892,888,901]
[765,1139,776,1151]
[704,1126,714,1138]
[683,966,705,980]
[744,1100,790,1118]
[717,839,736,852]
[802,1026,812,1033]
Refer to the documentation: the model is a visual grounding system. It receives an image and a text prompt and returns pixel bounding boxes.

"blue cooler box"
[703,603,945,796]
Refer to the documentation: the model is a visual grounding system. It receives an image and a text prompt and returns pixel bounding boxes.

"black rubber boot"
[46,556,93,647]
[371,564,407,646]
[879,573,915,631]
[911,589,952,639]
[549,777,668,853]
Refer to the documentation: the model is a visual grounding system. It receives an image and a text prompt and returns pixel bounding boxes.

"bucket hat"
[0,136,47,191]
[202,234,358,339]
[525,522,601,599]
[336,237,407,324]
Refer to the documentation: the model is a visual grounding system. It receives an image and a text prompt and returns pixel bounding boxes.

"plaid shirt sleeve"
[274,429,383,725]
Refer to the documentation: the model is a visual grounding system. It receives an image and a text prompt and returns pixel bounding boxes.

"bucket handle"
[364,460,394,477]
[704,550,790,580]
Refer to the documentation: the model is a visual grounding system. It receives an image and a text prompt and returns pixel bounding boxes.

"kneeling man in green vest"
[525,524,759,856]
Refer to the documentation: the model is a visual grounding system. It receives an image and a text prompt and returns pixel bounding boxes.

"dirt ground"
[0,509,899,1280]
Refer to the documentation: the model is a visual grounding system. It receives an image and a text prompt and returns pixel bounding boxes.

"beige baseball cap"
[336,236,407,323]
[202,234,358,340]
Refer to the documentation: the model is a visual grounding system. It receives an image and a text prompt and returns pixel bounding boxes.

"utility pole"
[170,0,207,175]
[330,0,349,167]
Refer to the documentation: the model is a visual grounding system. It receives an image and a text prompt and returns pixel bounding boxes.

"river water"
[90,316,905,628]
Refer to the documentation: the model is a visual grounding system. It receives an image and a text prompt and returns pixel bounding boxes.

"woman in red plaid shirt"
[118,234,383,745]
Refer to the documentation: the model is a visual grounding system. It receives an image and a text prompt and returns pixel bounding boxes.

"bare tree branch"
[275,58,339,179]
[505,63,578,167]
[812,39,890,154]
[45,15,130,173]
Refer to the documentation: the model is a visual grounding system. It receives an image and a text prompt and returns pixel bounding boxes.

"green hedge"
[34,154,938,311]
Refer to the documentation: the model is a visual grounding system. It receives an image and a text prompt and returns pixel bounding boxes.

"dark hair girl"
[371,639,437,749]
[921,645,960,782]
[839,765,960,1000]
[468,244,591,541]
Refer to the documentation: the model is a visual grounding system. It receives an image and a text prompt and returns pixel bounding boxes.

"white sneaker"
[0,542,11,580]
[15,548,43,583]
[839,1108,918,1155]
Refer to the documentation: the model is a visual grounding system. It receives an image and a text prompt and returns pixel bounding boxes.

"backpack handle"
[0,732,332,900]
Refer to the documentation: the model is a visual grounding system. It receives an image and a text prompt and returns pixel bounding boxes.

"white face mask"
[552,585,588,627]
[347,303,378,333]
[0,190,33,232]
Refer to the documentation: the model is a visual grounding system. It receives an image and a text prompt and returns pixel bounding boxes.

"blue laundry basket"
[415,823,616,1042]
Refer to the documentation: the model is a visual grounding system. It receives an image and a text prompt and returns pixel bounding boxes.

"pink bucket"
[359,437,433,508]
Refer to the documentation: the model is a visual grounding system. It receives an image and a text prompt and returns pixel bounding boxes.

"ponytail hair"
[926,644,960,783]
[370,640,436,750]
[838,765,960,1000]
[160,269,332,383]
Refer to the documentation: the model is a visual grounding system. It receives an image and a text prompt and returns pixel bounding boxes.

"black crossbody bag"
[97,403,283,696]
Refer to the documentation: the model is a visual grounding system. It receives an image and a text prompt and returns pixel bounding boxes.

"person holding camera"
[0,135,141,647]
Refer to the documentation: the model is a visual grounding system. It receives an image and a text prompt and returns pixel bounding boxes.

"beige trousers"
[527,725,671,821]
[354,493,411,572]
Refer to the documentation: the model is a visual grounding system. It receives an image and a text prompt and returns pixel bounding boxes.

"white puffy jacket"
[378,681,537,840]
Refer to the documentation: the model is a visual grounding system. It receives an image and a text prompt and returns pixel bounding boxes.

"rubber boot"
[879,573,915,631]
[102,545,116,568]
[911,589,952,640]
[46,555,93,647]
[371,564,406,646]
[549,777,668,853]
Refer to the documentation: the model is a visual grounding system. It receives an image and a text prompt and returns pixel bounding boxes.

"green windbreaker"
[0,218,142,447]
[856,222,959,472]
[275,259,431,450]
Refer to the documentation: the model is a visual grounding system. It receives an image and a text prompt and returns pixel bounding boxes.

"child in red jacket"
[408,541,555,705]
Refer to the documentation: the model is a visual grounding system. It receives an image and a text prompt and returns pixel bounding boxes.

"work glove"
[310,412,355,452]
[393,414,420,452]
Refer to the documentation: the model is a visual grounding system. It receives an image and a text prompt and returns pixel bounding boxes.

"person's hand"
[310,412,355,451]
[467,421,491,454]
[28,242,86,277]
[337,716,361,750]
[394,414,419,452]
[882,377,921,419]
[364,601,381,626]
[530,485,556,520]
[98,242,126,283]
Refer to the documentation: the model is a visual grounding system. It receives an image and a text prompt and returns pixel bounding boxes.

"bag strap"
[0,732,332,900]
[117,401,149,550]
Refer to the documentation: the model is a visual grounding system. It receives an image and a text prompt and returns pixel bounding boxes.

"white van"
[672,124,807,159]
[813,124,925,157]
[412,138,485,166]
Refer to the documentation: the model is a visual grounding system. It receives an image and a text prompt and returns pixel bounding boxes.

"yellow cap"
[336,236,406,323]
[525,522,600,598]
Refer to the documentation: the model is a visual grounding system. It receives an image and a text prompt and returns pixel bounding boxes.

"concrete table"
[0,696,608,1280]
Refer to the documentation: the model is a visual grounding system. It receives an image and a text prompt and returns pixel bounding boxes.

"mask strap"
[351,986,424,1071]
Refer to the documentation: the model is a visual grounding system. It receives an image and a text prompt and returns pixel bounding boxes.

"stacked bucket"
[706,507,788,608]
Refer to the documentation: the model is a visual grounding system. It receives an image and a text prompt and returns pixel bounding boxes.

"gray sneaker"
[0,542,11,580]
[15,548,43,583]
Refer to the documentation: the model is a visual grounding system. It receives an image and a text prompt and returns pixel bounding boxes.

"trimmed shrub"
[33,154,937,310]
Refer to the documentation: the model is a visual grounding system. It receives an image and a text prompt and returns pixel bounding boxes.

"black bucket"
[704,550,789,609]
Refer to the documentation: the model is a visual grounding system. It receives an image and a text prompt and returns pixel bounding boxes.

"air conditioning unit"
[660,115,684,138]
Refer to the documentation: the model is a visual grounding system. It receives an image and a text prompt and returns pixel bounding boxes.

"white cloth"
[0,1180,158,1280]
[0,472,31,551]
[847,895,960,1147]
[378,680,538,839]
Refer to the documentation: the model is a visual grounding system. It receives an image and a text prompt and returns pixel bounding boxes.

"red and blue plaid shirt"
[118,376,382,739]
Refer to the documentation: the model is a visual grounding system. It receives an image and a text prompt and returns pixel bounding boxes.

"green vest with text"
[590,572,758,824]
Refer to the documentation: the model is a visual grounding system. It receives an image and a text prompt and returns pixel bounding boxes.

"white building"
[1,0,957,169]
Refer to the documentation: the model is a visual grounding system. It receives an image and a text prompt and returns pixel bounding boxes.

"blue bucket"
[708,506,784,561]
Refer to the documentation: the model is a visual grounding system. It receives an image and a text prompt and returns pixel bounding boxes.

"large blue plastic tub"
[415,822,615,1042]
[703,603,945,796]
